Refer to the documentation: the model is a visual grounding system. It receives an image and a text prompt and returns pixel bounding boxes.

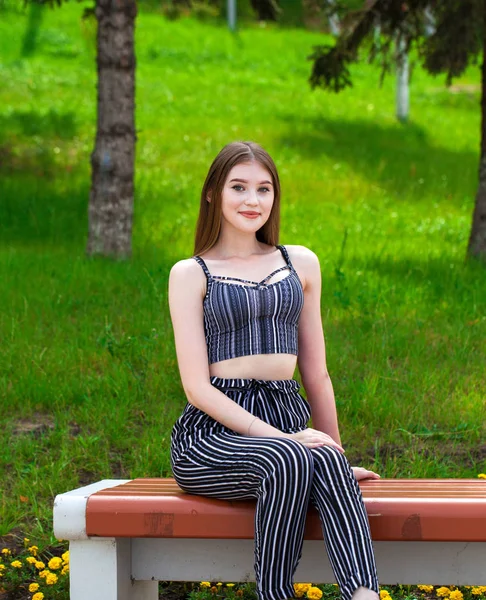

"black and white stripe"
[171,379,379,600]
[193,245,304,365]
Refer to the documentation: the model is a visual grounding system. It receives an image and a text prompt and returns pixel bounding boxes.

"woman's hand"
[287,428,345,452]
[352,467,380,481]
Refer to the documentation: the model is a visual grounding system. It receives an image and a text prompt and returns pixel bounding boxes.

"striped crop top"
[193,245,304,365]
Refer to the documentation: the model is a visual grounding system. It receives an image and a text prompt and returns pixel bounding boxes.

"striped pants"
[171,378,379,600]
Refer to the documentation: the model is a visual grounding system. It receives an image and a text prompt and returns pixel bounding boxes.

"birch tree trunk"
[467,16,486,259]
[86,0,137,259]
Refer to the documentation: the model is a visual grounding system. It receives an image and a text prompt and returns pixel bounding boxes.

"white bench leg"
[70,538,158,600]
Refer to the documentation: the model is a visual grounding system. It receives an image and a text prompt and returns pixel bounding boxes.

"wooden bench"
[53,478,486,600]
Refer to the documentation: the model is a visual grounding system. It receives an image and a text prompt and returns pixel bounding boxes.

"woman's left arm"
[291,246,380,481]
[292,246,341,444]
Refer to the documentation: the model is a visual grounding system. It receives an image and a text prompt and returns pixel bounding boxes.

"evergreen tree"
[308,0,486,260]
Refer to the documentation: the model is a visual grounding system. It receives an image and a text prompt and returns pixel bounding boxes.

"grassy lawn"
[0,0,485,559]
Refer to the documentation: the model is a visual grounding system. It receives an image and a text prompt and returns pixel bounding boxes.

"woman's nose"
[244,190,259,205]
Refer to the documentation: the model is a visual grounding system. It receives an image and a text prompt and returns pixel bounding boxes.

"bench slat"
[85,478,486,542]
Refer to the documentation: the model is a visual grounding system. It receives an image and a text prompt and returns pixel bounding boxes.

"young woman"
[169,141,380,600]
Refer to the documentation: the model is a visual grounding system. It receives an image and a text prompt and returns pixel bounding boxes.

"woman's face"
[218,161,275,235]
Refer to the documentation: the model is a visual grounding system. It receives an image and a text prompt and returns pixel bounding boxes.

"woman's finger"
[352,467,381,480]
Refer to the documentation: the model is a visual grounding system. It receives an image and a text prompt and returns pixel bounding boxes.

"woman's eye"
[259,187,270,193]
[232,185,244,192]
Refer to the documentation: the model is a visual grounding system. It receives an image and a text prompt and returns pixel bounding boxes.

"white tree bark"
[396,36,409,123]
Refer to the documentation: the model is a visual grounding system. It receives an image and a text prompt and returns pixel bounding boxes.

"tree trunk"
[396,36,409,123]
[467,7,486,260]
[86,0,137,259]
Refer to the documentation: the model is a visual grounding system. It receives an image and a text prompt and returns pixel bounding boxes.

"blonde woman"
[169,141,380,600]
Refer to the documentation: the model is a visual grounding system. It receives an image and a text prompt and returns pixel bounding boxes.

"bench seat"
[53,477,486,600]
[84,477,486,542]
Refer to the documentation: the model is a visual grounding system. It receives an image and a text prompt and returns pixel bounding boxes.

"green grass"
[0,1,485,549]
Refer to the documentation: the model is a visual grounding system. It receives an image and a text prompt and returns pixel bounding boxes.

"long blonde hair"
[194,141,281,256]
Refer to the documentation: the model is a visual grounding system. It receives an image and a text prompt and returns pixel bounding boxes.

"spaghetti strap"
[259,265,290,285]
[193,255,212,280]
[277,245,295,270]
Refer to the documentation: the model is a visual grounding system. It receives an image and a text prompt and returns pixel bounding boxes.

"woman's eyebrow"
[229,178,273,185]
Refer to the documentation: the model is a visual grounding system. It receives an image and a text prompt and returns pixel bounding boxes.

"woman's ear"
[207,191,212,203]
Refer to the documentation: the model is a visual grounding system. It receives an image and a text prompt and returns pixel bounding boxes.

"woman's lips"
[239,212,260,219]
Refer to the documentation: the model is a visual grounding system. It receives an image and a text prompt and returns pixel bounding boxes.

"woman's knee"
[263,437,314,480]
[312,444,351,473]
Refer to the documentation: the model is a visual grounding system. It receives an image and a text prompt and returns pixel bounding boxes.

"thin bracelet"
[247,416,259,436]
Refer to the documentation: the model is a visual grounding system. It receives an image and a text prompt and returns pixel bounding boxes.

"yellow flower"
[1,549,10,556]
[226,583,235,588]
[0,564,5,571]
[294,583,312,598]
[380,591,391,600]
[48,557,63,570]
[46,572,58,585]
[11,560,22,569]
[418,585,434,593]
[478,474,486,479]
[29,583,40,592]
[39,569,50,579]
[28,545,39,557]
[449,591,463,600]
[211,587,218,593]
[236,591,244,597]
[471,588,486,596]
[217,583,223,587]
[32,593,45,600]
[61,550,69,564]
[307,587,323,600]
[23,538,30,545]
[61,564,69,575]
[26,556,37,564]
[437,588,451,597]
[35,561,46,570]
[200,582,211,588]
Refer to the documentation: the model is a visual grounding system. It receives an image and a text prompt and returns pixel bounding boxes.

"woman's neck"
[212,228,266,260]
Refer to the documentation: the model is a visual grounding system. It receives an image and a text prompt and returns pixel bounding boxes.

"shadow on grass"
[0,108,79,177]
[279,114,478,202]
[0,108,78,140]
[0,177,89,248]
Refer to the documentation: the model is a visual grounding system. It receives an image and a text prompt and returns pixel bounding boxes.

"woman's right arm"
[169,259,343,451]
[169,259,287,438]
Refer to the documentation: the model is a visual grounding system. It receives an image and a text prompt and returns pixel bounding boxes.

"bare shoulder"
[169,258,206,293]
[284,245,320,272]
